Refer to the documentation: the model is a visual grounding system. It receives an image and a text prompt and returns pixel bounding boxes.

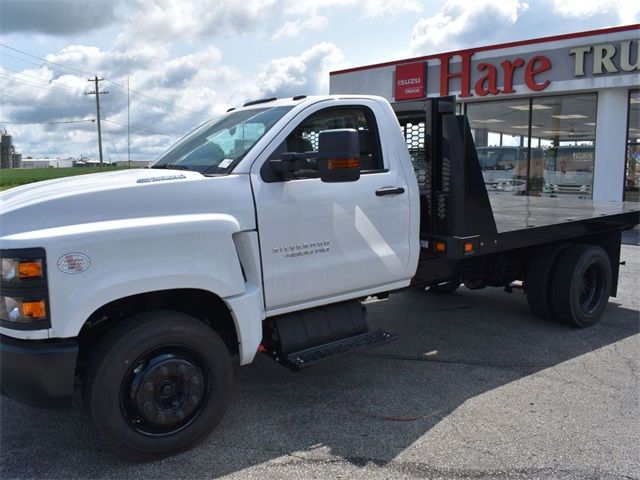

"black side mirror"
[317,129,360,183]
[269,153,299,174]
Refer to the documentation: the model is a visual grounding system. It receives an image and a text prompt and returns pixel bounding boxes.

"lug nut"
[144,382,154,392]
[175,410,184,420]
[143,401,154,413]
[177,364,188,374]
[189,376,200,387]
[155,413,166,423]
[159,366,169,376]
[189,395,199,405]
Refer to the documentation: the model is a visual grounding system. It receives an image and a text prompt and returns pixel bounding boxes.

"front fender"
[1,214,247,339]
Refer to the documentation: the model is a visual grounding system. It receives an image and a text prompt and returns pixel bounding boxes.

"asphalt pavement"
[1,245,639,480]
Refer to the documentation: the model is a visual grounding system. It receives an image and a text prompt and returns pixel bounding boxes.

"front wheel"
[83,311,233,461]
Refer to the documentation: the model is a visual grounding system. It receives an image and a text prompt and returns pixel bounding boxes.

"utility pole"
[127,76,131,168]
[85,76,109,165]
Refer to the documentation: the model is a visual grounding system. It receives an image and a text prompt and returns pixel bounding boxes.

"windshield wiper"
[151,163,192,170]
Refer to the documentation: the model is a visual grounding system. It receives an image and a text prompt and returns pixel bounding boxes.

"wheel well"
[77,289,239,375]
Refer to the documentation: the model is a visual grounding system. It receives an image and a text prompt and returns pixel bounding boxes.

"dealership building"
[330,24,639,202]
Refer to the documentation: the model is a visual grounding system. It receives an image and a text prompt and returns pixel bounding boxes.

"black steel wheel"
[550,245,612,328]
[122,346,207,436]
[83,310,233,461]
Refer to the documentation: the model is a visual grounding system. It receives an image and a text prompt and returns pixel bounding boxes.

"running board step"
[280,330,396,371]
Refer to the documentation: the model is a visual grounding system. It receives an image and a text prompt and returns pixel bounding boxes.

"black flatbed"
[413,195,639,287]
[491,196,639,233]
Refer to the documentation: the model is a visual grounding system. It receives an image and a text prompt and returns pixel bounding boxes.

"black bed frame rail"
[394,96,497,257]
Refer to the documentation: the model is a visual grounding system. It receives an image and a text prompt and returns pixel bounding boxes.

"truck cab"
[542,145,595,198]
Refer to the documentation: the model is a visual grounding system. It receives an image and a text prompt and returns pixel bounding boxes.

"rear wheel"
[550,245,612,328]
[526,243,570,321]
[83,310,233,461]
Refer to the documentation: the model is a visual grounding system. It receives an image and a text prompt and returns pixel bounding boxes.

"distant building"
[21,158,74,168]
[115,160,151,168]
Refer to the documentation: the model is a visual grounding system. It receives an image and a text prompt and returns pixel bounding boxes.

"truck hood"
[0,169,256,238]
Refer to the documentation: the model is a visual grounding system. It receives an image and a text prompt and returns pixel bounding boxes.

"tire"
[83,310,233,461]
[550,245,612,328]
[526,243,570,321]
[429,280,461,294]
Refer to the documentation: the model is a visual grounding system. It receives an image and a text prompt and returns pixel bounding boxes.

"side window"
[263,106,384,181]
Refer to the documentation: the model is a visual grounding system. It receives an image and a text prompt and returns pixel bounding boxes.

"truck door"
[251,100,414,311]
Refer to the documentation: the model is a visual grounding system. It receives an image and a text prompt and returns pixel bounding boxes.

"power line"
[1,65,86,93]
[1,69,85,93]
[105,79,209,119]
[0,72,85,94]
[1,50,44,68]
[1,43,211,120]
[49,119,96,125]
[102,121,122,161]
[0,92,82,108]
[0,42,91,76]
[102,118,173,136]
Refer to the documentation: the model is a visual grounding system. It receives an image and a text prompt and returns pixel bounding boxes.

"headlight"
[1,258,43,282]
[0,248,50,329]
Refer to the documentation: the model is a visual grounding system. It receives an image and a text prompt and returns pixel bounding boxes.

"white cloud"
[115,0,278,47]
[362,0,422,17]
[410,0,529,54]
[272,15,329,41]
[553,0,640,21]
[256,42,345,98]
[409,0,638,56]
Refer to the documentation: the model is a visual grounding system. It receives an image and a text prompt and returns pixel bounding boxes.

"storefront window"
[466,99,530,196]
[532,94,597,199]
[625,91,640,202]
[465,93,597,198]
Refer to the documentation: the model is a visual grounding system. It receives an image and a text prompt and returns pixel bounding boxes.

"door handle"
[375,186,405,196]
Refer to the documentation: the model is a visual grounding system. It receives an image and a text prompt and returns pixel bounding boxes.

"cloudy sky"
[1,0,638,161]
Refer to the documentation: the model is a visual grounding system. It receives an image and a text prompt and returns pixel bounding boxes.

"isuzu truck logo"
[395,62,426,101]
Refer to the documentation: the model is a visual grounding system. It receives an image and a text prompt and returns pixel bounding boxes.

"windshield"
[544,147,595,173]
[151,106,293,173]
[477,148,519,170]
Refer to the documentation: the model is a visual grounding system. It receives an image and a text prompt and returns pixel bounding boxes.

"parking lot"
[1,243,638,480]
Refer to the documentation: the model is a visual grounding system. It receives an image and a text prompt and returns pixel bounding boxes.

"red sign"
[439,52,552,98]
[395,62,426,101]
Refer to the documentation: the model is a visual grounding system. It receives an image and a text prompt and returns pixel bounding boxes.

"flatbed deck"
[490,196,640,233]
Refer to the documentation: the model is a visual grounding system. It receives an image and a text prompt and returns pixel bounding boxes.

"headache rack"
[395,96,497,259]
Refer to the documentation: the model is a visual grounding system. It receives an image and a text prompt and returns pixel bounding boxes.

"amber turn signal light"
[21,300,47,319]
[18,260,43,279]
[435,241,446,253]
[328,158,360,170]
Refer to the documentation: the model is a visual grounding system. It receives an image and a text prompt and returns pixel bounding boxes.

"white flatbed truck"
[1,95,638,460]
